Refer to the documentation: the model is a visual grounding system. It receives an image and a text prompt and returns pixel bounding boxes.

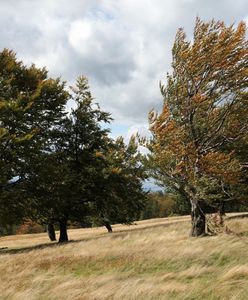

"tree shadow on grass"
[0,241,59,254]
[0,219,190,255]
[225,213,248,220]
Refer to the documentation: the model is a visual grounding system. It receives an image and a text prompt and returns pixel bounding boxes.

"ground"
[0,215,248,300]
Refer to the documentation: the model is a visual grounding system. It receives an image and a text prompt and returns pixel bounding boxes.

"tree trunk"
[217,202,225,226]
[104,221,113,233]
[100,213,112,233]
[58,219,68,243]
[47,223,56,241]
[219,201,225,216]
[190,201,206,237]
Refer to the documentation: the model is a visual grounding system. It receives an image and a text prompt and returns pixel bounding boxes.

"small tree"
[148,19,248,236]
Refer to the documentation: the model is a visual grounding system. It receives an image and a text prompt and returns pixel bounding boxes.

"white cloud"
[68,20,94,54]
[126,124,150,141]
[0,0,247,137]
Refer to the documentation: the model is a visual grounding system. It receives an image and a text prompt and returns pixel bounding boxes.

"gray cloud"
[0,0,247,133]
[66,16,137,85]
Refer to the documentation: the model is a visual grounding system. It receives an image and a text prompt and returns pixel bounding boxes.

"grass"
[0,215,248,299]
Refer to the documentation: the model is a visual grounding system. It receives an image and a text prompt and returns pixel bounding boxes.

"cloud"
[0,0,247,137]
[67,16,137,85]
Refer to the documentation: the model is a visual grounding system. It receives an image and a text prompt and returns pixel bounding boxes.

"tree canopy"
[148,19,248,236]
[0,51,147,241]
[0,49,68,229]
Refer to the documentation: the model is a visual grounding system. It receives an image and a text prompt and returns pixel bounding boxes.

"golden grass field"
[1,214,248,300]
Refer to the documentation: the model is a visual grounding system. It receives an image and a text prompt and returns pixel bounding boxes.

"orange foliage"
[149,18,247,204]
[16,220,44,235]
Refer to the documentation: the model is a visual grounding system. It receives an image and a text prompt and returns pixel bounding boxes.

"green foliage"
[140,192,190,220]
[25,76,111,225]
[23,75,147,240]
[0,50,148,238]
[89,135,147,226]
[0,49,68,228]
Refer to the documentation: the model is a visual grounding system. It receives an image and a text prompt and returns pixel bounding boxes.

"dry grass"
[0,214,248,300]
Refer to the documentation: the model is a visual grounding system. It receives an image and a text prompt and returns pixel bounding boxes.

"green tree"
[26,76,112,242]
[148,19,248,236]
[0,49,68,231]
[140,191,190,220]
[89,136,147,231]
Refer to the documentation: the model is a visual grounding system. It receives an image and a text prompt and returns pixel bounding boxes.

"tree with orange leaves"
[148,18,248,236]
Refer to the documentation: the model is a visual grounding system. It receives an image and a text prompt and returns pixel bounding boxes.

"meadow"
[0,215,248,300]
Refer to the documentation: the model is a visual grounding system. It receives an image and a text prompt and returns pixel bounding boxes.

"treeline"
[0,192,189,236]
[0,49,147,242]
[0,18,248,240]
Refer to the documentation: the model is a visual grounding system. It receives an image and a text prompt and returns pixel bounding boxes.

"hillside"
[1,215,248,300]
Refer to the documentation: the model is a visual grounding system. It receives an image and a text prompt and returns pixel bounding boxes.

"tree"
[89,136,147,231]
[0,49,68,231]
[26,76,112,242]
[0,51,147,240]
[140,191,190,220]
[148,19,248,236]
[47,224,56,241]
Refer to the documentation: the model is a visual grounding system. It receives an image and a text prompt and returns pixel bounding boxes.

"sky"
[1,0,247,141]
